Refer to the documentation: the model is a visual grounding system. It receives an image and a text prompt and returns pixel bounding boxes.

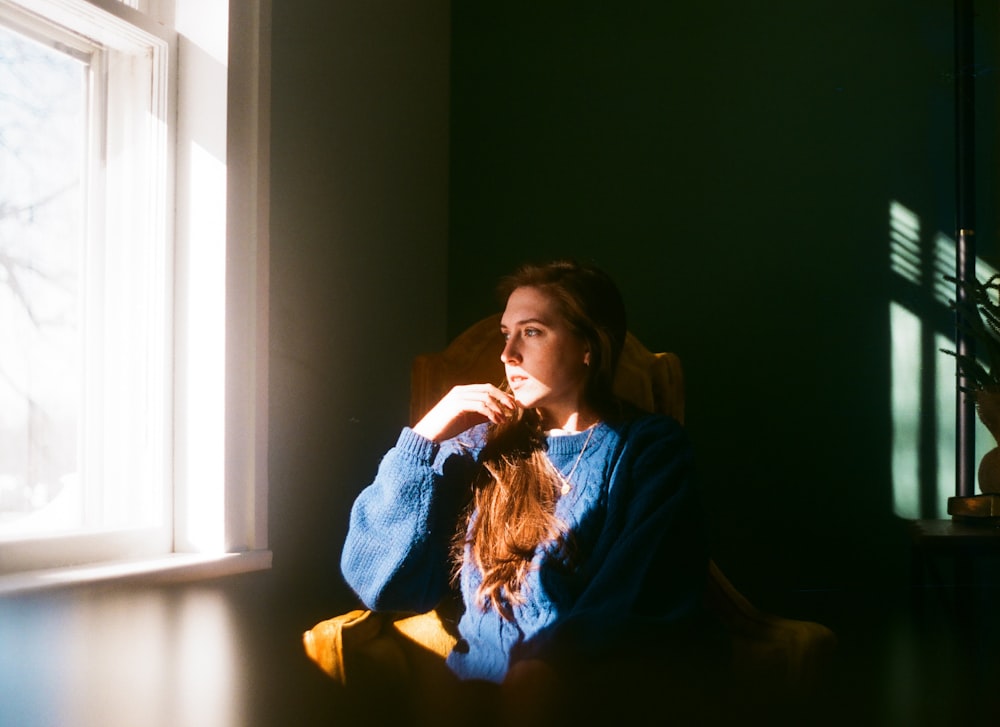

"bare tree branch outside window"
[0,24,85,530]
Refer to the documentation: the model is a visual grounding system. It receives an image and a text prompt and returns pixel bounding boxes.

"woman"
[341,260,717,703]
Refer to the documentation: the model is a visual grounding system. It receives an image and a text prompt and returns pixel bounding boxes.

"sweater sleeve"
[340,427,478,613]
[519,416,710,667]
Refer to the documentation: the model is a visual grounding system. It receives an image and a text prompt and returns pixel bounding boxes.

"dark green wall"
[268,0,451,605]
[447,1,998,617]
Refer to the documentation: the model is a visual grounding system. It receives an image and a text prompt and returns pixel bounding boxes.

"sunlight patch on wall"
[935,330,957,511]
[889,301,923,518]
[889,200,998,520]
[889,201,922,287]
[888,303,952,519]
[933,234,956,306]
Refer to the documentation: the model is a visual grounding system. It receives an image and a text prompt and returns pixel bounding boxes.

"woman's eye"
[524,328,539,337]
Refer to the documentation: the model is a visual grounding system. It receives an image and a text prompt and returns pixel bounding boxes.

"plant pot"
[976,388,1000,494]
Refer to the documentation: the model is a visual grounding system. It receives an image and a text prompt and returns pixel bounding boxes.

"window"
[0,0,270,588]
[0,20,90,534]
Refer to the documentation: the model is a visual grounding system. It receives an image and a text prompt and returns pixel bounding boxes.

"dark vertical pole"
[955,0,977,499]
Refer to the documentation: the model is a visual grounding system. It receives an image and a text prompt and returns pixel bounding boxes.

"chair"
[304,314,836,710]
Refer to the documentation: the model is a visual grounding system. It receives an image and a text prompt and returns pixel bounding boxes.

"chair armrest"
[703,560,837,695]
[303,608,455,685]
[392,609,458,658]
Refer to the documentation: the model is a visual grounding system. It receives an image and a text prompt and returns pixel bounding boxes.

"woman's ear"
[583,350,591,366]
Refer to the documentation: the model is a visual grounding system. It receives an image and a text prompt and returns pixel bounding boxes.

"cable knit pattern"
[340,409,707,683]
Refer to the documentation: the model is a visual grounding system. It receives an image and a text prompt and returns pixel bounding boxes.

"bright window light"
[0,22,87,536]
[0,0,269,588]
[0,0,172,576]
[178,140,227,553]
[0,2,170,554]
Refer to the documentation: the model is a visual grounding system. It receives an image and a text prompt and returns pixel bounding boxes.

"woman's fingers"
[413,384,515,442]
[462,384,515,423]
[441,385,512,427]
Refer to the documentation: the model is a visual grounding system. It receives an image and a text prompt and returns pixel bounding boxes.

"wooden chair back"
[410,313,685,425]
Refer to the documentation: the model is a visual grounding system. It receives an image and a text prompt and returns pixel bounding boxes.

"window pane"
[0,25,86,536]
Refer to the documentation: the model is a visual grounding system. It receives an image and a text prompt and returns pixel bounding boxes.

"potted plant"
[943,273,1000,390]
[943,272,1000,494]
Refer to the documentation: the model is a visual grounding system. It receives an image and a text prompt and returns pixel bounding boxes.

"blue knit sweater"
[340,409,708,683]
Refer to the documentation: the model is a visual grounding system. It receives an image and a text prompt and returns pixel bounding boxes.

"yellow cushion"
[303,609,456,685]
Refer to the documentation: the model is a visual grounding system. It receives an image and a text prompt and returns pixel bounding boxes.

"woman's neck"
[541,408,599,434]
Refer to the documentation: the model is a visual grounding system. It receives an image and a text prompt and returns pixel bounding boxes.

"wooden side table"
[908,518,1000,631]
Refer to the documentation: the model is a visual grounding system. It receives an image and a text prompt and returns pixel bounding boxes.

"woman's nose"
[501,338,520,364]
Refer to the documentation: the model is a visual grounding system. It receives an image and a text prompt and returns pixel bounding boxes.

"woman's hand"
[412,384,515,442]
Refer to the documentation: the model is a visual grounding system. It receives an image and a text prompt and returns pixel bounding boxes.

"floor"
[1,567,997,727]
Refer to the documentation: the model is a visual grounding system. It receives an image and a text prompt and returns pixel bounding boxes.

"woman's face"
[500,286,591,427]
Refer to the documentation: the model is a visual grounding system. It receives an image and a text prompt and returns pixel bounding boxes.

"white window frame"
[0,0,271,592]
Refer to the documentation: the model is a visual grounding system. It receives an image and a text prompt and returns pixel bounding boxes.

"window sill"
[0,550,272,595]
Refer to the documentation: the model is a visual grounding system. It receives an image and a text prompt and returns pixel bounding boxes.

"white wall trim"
[0,549,272,595]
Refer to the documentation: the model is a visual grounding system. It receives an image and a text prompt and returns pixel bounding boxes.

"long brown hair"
[458,260,627,619]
